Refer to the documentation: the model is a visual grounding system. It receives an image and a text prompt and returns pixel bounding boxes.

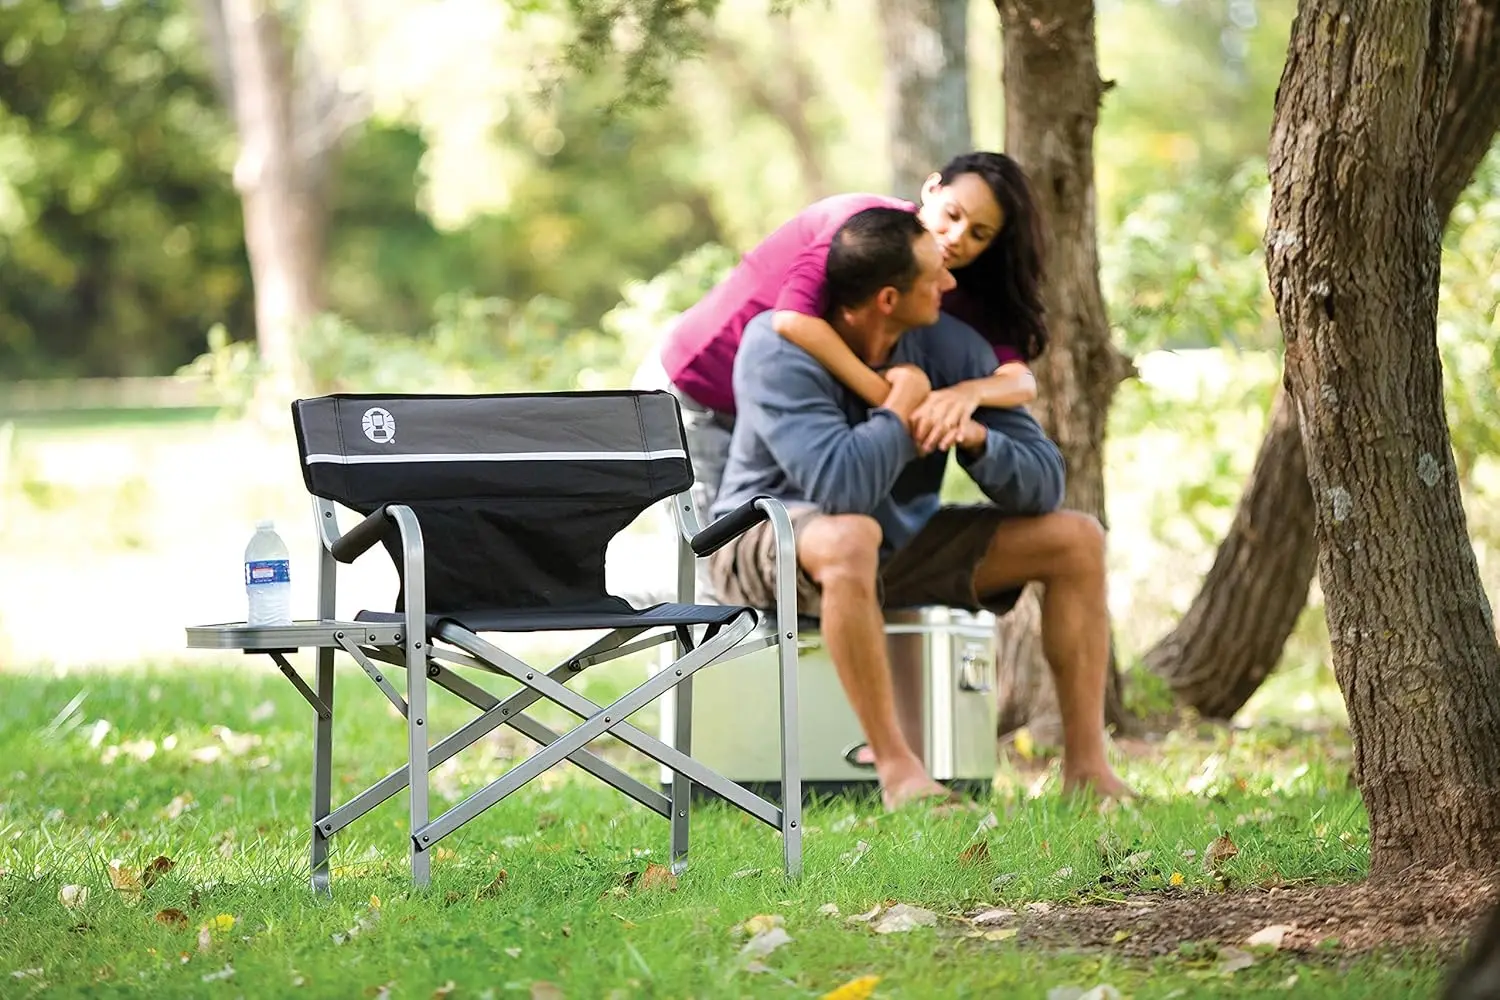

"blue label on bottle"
[246,559,290,586]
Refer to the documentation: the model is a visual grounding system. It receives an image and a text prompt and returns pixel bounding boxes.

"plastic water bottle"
[245,520,292,626]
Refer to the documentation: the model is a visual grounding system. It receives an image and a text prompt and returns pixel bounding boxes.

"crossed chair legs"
[297,615,802,892]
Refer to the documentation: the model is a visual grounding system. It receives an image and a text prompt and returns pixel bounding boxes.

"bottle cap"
[256,519,275,530]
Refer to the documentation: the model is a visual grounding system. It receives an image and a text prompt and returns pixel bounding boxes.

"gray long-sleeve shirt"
[711,311,1066,556]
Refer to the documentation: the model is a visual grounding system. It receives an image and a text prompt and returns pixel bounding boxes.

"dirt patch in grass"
[1002,870,1499,957]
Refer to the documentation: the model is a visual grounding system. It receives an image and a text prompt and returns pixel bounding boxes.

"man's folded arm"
[957,405,1066,515]
[741,354,918,515]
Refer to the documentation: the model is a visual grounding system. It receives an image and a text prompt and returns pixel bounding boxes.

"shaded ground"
[1001,870,1499,957]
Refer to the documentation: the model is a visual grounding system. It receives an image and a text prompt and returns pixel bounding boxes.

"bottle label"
[245,560,290,586]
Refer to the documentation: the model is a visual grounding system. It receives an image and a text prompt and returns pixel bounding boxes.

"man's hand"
[910,384,982,453]
[953,418,987,456]
[880,364,931,425]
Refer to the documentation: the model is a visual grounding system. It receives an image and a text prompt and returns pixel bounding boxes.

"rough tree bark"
[200,0,365,406]
[1434,0,1500,221]
[993,0,1134,741]
[877,0,971,197]
[1145,0,1500,720]
[1266,0,1500,876]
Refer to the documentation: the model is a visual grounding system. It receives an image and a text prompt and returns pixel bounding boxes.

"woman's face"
[918,171,1004,270]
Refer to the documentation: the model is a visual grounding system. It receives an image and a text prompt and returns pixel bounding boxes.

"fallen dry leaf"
[820,974,881,1000]
[201,964,234,983]
[872,903,937,934]
[154,909,189,930]
[432,980,456,998]
[106,860,142,900]
[981,928,1018,942]
[163,794,194,821]
[739,926,792,963]
[846,904,882,924]
[142,856,175,889]
[1047,987,1121,1000]
[817,903,841,917]
[959,842,991,866]
[530,981,565,1000]
[476,870,508,900]
[736,914,785,937]
[1245,924,1293,949]
[730,868,762,879]
[1203,833,1240,871]
[58,885,89,909]
[638,862,677,892]
[840,840,872,867]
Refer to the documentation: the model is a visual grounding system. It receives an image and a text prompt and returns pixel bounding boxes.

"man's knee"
[800,514,882,590]
[1047,510,1106,574]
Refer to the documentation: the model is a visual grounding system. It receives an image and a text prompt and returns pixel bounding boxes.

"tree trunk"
[993,0,1133,741]
[1434,0,1500,221]
[219,0,328,404]
[702,22,832,206]
[1144,383,1318,718]
[878,0,971,198]
[1145,0,1500,720]
[1266,0,1500,877]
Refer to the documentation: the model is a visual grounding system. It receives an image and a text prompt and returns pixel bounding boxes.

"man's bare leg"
[972,511,1132,798]
[799,514,948,808]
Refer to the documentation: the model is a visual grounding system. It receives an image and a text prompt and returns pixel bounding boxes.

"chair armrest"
[330,505,392,564]
[690,495,772,557]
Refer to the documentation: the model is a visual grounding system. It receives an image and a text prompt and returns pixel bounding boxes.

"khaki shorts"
[708,505,1023,619]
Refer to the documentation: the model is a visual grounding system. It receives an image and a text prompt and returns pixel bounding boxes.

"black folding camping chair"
[186,390,802,890]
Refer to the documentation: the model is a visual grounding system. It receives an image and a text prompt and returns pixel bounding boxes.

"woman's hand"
[910,383,982,453]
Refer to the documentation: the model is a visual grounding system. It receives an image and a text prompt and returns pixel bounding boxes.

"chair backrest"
[292,390,693,614]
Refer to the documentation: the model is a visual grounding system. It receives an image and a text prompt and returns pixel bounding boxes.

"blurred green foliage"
[0,0,249,378]
[4,0,1495,441]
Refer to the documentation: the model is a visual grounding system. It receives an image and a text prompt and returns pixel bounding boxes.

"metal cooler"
[656,608,999,800]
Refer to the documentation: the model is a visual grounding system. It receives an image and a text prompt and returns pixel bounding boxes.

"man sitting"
[708,206,1130,809]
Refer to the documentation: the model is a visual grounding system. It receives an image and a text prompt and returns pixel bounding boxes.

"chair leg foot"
[411,844,431,888]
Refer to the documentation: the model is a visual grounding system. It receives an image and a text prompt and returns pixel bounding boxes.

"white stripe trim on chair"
[304,449,689,466]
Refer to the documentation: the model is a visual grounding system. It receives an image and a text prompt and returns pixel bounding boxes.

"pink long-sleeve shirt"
[661,193,1022,415]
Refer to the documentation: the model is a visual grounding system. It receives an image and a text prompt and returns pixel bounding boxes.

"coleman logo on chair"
[361,407,396,444]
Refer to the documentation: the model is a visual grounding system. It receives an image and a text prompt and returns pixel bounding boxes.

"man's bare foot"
[1062,766,1135,801]
[877,756,954,811]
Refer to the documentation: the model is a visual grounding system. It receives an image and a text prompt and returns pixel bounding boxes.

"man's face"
[888,232,956,330]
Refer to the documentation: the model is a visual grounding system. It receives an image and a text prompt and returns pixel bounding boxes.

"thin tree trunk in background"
[993,0,1133,741]
[1143,384,1317,718]
[219,0,327,404]
[878,0,971,198]
[1434,0,1500,221]
[702,23,832,205]
[1267,0,1500,877]
[1144,0,1500,720]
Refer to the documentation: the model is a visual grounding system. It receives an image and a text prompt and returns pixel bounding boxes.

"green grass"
[0,665,1452,998]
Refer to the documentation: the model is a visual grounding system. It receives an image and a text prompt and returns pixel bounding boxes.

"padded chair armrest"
[691,495,773,557]
[330,504,392,564]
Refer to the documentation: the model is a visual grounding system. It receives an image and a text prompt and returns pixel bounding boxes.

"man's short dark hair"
[824,207,926,315]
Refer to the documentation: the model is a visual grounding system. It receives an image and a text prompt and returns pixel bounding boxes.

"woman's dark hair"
[936,151,1049,361]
